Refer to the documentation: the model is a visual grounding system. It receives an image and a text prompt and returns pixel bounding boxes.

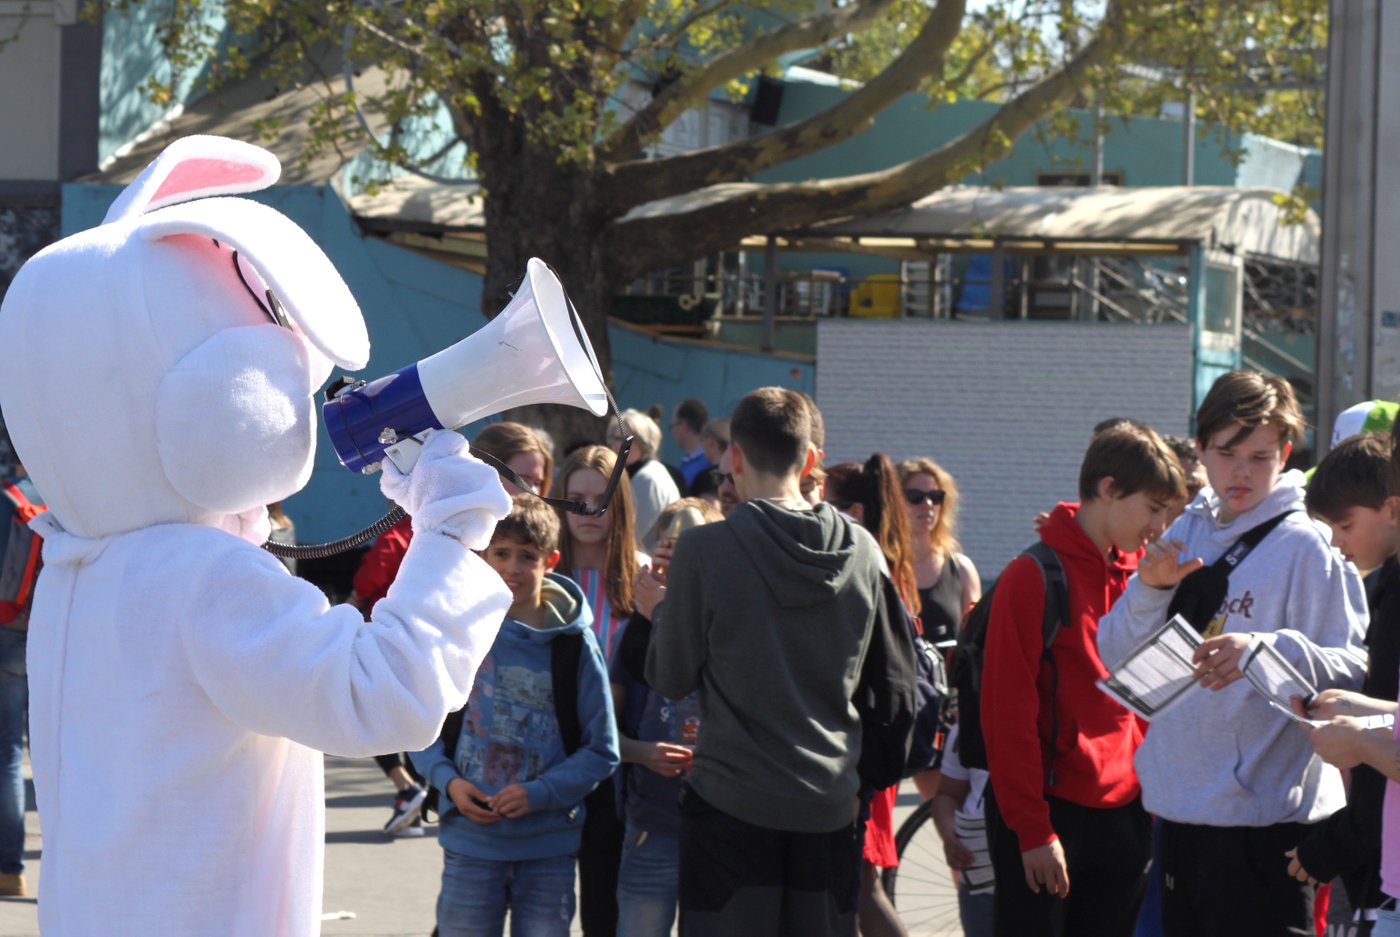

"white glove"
[379,429,512,548]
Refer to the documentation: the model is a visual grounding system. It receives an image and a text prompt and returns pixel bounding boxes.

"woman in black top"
[897,457,981,645]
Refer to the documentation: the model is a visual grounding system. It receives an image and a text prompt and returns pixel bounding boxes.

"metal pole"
[989,239,1006,319]
[1183,86,1196,186]
[1086,96,1104,321]
[762,236,778,352]
[1091,97,1104,186]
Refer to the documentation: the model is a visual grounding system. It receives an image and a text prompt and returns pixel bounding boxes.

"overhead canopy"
[804,185,1320,264]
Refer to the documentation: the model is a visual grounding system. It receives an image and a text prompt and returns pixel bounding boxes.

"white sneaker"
[383,784,427,836]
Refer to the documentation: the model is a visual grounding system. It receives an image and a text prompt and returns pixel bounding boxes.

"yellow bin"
[850,274,901,318]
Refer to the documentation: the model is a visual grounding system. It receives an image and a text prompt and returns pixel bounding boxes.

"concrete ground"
[0,757,961,936]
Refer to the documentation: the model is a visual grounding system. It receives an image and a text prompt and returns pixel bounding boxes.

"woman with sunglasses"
[897,458,982,647]
[554,444,643,937]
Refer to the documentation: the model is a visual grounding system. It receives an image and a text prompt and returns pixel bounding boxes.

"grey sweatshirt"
[1098,470,1369,826]
[646,499,885,833]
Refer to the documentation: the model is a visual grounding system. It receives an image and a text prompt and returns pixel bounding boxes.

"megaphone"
[324,257,609,475]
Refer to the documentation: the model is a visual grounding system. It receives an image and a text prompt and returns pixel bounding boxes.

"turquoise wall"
[755,82,1323,282]
[758,89,1300,190]
[61,182,810,538]
[99,4,234,165]
[611,321,815,465]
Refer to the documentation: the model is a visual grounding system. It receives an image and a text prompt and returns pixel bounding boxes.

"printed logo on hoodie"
[1204,589,1257,638]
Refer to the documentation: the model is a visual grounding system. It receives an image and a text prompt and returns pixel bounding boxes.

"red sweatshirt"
[351,517,414,611]
[981,502,1143,852]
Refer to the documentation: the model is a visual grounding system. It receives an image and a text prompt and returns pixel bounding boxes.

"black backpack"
[946,541,1068,772]
[422,630,584,820]
[854,573,920,791]
[905,617,949,777]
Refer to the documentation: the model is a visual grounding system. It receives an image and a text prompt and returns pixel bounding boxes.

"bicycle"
[881,796,964,935]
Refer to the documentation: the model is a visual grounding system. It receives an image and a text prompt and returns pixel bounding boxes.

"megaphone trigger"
[383,433,428,475]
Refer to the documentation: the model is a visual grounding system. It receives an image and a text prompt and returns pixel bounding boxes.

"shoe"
[383,783,427,836]
[0,873,24,897]
[393,816,426,838]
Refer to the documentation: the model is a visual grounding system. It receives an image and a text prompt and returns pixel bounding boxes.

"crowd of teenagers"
[317,371,1400,937]
[3,368,1381,935]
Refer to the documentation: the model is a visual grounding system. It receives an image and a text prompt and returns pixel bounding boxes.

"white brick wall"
[816,320,1193,578]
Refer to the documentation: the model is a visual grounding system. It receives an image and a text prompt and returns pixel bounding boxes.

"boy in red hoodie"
[981,423,1186,937]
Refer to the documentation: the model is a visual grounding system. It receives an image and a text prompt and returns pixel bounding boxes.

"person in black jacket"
[1289,432,1400,929]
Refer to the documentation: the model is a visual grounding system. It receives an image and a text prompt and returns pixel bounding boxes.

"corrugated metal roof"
[807,185,1320,263]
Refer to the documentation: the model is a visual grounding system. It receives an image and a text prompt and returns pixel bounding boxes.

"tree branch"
[601,0,651,56]
[598,0,902,162]
[600,0,968,212]
[609,0,1138,279]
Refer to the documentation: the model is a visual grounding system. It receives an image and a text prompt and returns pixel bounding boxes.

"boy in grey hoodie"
[647,387,889,937]
[1098,371,1368,937]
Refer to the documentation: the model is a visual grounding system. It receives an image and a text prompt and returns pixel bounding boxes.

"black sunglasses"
[710,468,734,488]
[474,435,634,518]
[904,489,946,506]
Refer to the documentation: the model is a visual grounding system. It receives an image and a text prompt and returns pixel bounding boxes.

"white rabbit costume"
[0,136,513,934]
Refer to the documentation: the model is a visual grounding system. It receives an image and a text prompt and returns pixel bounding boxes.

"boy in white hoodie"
[1098,370,1368,937]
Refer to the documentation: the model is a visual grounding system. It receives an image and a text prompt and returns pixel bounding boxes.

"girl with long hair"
[554,444,644,937]
[897,458,979,808]
[823,453,919,937]
[825,455,920,616]
[555,444,641,660]
[896,457,981,645]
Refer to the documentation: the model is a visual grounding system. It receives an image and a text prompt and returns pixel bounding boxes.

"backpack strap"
[1216,510,1297,572]
[0,482,46,626]
[551,631,584,757]
[425,631,587,822]
[1022,541,1069,652]
[1020,540,1069,786]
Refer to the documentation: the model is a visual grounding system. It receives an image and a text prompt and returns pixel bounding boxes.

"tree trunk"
[471,128,624,457]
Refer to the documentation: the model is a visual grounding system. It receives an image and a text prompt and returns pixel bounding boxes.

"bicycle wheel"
[882,798,963,936]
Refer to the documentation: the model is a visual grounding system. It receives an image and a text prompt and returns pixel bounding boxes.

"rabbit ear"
[138,196,370,370]
[103,135,281,226]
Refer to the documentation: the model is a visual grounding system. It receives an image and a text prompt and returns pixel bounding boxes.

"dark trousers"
[579,782,624,937]
[676,784,858,937]
[985,784,1152,937]
[1159,819,1316,937]
[372,752,424,785]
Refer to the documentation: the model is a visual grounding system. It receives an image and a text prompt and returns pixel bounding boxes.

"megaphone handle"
[384,434,428,474]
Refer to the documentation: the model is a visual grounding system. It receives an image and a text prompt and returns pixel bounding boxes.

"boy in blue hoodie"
[413,494,620,937]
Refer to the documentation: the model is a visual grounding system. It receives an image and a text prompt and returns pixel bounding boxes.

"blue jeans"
[0,629,26,876]
[437,849,576,937]
[616,822,679,937]
[1374,905,1400,937]
[958,880,994,937]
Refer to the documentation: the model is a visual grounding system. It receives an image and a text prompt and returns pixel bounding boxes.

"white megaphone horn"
[324,257,609,475]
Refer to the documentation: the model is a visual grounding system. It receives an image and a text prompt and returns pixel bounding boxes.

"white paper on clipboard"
[1240,642,1325,726]
[1096,615,1203,721]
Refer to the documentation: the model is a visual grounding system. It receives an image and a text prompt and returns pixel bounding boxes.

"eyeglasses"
[710,469,734,488]
[228,245,293,330]
[473,434,634,518]
[904,489,946,506]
